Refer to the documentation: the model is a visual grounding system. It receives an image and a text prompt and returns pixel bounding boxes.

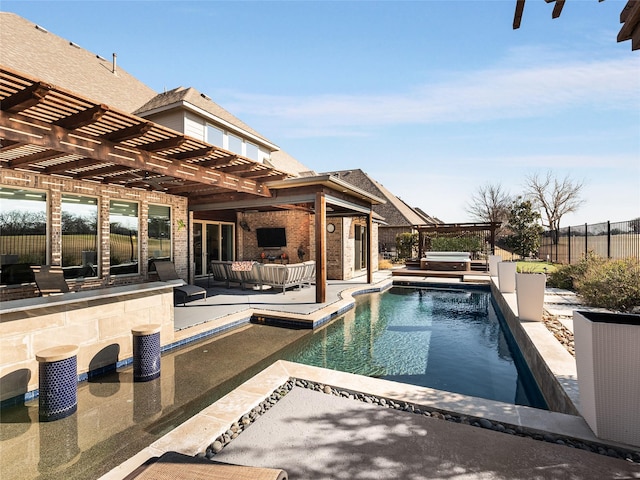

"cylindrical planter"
[515,273,546,322]
[574,310,640,447]
[132,324,162,382]
[497,262,517,293]
[488,255,501,276]
[36,345,79,422]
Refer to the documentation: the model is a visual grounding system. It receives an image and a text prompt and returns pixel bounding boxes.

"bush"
[378,259,393,270]
[395,232,417,260]
[547,253,640,312]
[575,258,640,312]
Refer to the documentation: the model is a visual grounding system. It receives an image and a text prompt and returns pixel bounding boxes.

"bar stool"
[36,345,79,422]
[131,324,161,382]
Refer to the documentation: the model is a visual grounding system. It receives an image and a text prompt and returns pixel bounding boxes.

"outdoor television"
[256,227,287,248]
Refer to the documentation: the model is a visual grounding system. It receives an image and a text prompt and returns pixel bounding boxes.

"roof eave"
[266,175,387,205]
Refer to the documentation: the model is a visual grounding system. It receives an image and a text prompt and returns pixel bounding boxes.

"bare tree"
[523,171,585,233]
[466,183,512,224]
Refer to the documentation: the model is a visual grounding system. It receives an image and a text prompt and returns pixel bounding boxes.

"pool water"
[283,286,547,408]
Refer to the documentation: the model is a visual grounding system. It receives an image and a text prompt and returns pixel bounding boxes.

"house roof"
[323,169,438,227]
[0,12,313,178]
[0,12,157,112]
[135,87,277,149]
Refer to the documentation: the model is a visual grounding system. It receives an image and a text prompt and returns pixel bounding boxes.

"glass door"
[193,221,235,277]
[354,225,368,271]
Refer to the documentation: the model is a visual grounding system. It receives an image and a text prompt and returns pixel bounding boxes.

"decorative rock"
[323,386,332,394]
[211,441,223,453]
[478,418,493,429]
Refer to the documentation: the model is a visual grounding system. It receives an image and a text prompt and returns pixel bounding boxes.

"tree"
[523,171,584,234]
[504,199,544,258]
[465,183,512,224]
[395,232,418,260]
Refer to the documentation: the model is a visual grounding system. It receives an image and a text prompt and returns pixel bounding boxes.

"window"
[61,194,98,279]
[148,205,171,261]
[0,187,46,284]
[109,200,139,275]
[206,124,224,148]
[228,133,243,155]
[245,141,259,161]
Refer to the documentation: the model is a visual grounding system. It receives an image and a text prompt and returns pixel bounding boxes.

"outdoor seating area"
[209,260,316,294]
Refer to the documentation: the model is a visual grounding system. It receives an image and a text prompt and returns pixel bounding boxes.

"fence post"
[567,226,571,265]
[585,223,588,258]
[607,221,611,259]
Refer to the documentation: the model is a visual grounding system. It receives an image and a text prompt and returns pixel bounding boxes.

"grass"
[516,261,557,273]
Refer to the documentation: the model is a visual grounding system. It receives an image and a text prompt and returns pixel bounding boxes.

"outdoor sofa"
[209,260,315,293]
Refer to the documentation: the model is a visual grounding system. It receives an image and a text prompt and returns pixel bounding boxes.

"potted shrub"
[515,270,546,321]
[573,310,640,447]
[497,261,517,293]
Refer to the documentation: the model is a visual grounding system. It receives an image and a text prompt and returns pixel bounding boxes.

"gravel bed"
[204,378,639,464]
[543,310,575,356]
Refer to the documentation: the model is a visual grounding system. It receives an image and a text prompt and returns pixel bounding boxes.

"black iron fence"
[539,219,640,265]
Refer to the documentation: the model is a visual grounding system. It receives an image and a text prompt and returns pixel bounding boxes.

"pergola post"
[367,211,373,284]
[315,192,327,303]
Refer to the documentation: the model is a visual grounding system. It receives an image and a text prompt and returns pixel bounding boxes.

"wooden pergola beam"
[0,110,271,197]
[140,136,188,152]
[42,158,101,174]
[8,150,70,168]
[170,146,217,161]
[0,82,52,113]
[513,0,526,29]
[54,104,110,130]
[104,122,154,142]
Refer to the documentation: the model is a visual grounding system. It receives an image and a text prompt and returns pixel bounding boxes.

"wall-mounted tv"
[256,227,287,248]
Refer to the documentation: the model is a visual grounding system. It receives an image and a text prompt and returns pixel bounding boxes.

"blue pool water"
[284,286,547,408]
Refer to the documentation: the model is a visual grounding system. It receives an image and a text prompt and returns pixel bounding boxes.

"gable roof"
[135,86,277,149]
[323,169,438,227]
[0,12,157,112]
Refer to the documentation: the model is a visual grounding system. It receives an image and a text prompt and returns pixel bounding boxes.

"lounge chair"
[125,451,287,480]
[152,260,207,305]
[32,265,70,296]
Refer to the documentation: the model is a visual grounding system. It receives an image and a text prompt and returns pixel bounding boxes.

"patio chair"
[32,265,70,296]
[152,260,207,306]
[124,451,287,480]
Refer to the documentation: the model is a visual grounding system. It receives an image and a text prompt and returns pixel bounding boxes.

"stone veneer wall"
[0,285,175,402]
[0,170,189,302]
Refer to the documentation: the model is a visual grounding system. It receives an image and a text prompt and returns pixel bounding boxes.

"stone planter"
[497,261,517,293]
[574,310,640,447]
[515,273,546,322]
[488,255,501,276]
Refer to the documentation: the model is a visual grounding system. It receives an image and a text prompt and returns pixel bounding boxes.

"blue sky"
[4,0,639,226]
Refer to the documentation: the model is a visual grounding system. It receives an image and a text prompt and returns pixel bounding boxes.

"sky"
[3,0,639,227]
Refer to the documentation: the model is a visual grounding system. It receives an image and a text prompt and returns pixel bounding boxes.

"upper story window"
[206,124,224,148]
[228,133,243,156]
[245,141,259,161]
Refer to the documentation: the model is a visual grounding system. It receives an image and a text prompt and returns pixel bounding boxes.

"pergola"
[414,222,502,260]
[0,66,383,302]
[513,0,640,51]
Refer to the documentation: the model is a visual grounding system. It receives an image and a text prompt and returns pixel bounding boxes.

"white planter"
[515,273,546,322]
[574,310,640,447]
[497,262,517,293]
[488,255,501,276]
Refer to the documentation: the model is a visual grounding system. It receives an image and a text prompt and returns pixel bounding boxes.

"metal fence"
[539,219,640,264]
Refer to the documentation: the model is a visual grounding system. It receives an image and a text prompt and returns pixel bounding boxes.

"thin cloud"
[220,57,640,137]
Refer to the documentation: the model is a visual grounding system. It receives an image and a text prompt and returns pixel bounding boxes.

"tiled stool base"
[133,331,161,382]
[38,356,78,422]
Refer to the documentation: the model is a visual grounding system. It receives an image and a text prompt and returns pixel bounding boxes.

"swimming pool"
[283,286,547,408]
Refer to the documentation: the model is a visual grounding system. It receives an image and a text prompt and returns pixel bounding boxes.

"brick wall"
[0,171,188,302]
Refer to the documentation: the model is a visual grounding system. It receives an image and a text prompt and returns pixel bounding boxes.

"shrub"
[575,258,640,312]
[395,232,417,260]
[547,253,640,312]
[378,259,393,270]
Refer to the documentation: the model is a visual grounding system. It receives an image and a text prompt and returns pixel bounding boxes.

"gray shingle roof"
[0,12,157,112]
[323,169,438,226]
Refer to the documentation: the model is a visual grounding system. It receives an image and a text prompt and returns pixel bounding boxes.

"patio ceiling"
[513,0,640,51]
[0,66,293,200]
